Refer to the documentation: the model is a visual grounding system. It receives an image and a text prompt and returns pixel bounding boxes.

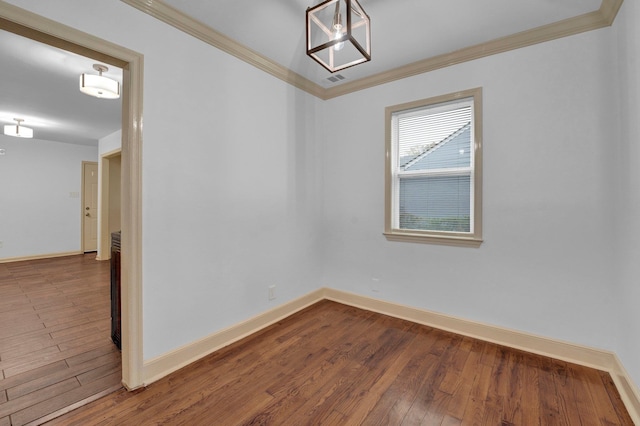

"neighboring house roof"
[400,121,471,171]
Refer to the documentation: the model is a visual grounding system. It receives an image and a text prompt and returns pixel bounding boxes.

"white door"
[83,162,99,252]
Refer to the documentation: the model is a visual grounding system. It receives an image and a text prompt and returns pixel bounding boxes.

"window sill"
[383,231,483,248]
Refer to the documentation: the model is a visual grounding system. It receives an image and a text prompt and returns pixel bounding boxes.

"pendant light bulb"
[333,26,344,51]
[332,2,344,51]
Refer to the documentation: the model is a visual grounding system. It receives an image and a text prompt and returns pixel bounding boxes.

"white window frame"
[384,88,483,247]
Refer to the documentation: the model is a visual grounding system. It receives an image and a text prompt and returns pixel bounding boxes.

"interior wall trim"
[326,288,614,369]
[142,289,326,386]
[120,0,622,100]
[97,148,122,262]
[324,288,640,424]
[120,0,326,99]
[0,251,81,264]
[323,0,623,98]
[612,354,640,425]
[141,287,639,423]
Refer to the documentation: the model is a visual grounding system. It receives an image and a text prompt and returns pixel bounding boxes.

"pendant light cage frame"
[306,0,371,73]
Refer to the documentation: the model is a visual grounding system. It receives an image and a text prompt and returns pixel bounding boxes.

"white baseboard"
[142,289,325,385]
[140,287,640,424]
[0,251,82,264]
[611,354,640,425]
[324,288,640,424]
[323,288,614,370]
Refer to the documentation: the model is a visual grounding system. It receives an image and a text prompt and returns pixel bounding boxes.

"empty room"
[1,0,639,424]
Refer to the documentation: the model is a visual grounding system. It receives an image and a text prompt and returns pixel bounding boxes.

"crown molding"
[0,5,128,68]
[120,0,326,99]
[600,0,624,25]
[324,0,623,98]
[122,0,622,100]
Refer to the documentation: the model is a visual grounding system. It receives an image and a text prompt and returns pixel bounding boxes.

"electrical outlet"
[268,285,276,300]
[0,241,3,248]
[371,278,380,292]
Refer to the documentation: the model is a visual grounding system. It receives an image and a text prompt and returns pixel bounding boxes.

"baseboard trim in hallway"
[0,251,82,264]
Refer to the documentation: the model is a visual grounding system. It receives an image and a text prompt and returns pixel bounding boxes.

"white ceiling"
[0,0,604,146]
[0,29,122,146]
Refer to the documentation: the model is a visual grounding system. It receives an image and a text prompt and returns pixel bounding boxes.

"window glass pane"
[399,175,471,232]
[398,105,472,171]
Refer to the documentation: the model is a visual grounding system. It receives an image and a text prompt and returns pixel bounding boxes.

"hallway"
[0,254,121,425]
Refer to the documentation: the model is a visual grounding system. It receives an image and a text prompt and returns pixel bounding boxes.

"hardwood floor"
[0,254,122,426]
[44,300,632,425]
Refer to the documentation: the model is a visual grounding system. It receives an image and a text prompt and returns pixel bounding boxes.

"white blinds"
[393,98,474,233]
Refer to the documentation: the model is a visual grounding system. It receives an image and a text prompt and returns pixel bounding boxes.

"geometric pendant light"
[306,0,371,73]
[79,64,121,99]
[3,118,33,138]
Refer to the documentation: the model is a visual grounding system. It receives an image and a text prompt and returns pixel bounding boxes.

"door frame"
[0,3,145,389]
[97,148,122,261]
[81,161,98,253]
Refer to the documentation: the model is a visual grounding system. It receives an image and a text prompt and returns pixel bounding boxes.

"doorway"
[0,3,144,390]
[98,150,122,261]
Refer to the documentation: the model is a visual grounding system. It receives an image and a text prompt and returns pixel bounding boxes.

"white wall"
[321,27,619,351]
[0,135,98,258]
[4,0,324,360]
[139,22,323,359]
[614,0,640,388]
[5,1,638,392]
[99,129,121,155]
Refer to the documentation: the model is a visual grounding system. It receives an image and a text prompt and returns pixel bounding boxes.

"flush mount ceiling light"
[79,64,120,99]
[3,118,33,138]
[306,0,371,73]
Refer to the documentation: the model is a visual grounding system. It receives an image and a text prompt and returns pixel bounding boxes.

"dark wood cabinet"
[110,231,121,350]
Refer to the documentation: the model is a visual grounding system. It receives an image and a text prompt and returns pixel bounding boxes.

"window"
[384,88,483,247]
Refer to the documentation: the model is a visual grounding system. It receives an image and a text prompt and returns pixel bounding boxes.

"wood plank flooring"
[44,300,632,425]
[0,254,122,426]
